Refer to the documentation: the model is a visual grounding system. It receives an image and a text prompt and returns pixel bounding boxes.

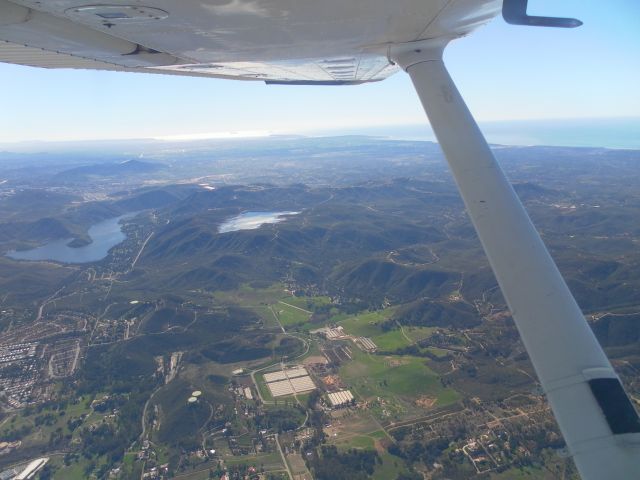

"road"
[278,300,312,314]
[35,286,66,322]
[270,305,286,333]
[140,389,159,442]
[385,404,465,432]
[130,232,154,270]
[274,433,293,480]
[396,320,413,344]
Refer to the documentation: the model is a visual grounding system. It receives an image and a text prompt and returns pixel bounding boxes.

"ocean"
[311,118,640,150]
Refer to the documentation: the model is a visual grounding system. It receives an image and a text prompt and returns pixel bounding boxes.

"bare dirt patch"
[415,396,437,409]
[386,357,408,367]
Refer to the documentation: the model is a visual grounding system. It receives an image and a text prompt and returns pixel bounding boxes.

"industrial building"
[263,366,309,383]
[15,457,49,480]
[264,366,316,397]
[327,390,355,408]
[356,337,377,352]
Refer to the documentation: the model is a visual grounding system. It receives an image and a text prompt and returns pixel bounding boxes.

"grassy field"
[369,330,409,351]
[337,434,376,449]
[373,451,410,480]
[283,295,333,311]
[53,461,90,480]
[403,325,438,343]
[339,349,459,415]
[215,284,334,330]
[255,373,275,402]
[248,305,281,329]
[273,302,310,327]
[337,308,437,352]
[49,454,117,480]
[120,452,143,479]
[339,310,393,337]
[425,346,451,358]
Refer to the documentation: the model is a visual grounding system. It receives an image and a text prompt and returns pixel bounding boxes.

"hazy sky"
[1,0,638,143]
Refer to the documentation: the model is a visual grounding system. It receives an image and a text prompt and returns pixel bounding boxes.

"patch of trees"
[306,409,327,448]
[255,406,305,433]
[37,464,56,480]
[34,412,57,426]
[67,417,83,432]
[390,426,411,442]
[200,334,274,363]
[207,374,228,385]
[393,299,480,330]
[47,427,66,449]
[308,445,380,480]
[3,423,32,441]
[382,344,452,361]
[274,337,303,357]
[75,343,159,468]
[80,423,123,462]
[0,362,25,378]
[592,313,640,347]
[389,438,449,464]
[77,343,158,394]
[156,396,211,449]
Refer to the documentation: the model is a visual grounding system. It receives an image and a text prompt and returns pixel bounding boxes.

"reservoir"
[218,211,299,233]
[7,213,135,264]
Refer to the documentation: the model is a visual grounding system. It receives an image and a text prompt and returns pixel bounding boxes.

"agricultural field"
[339,349,459,422]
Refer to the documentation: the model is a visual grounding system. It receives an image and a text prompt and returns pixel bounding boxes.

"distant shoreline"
[308,118,640,151]
[1,117,639,152]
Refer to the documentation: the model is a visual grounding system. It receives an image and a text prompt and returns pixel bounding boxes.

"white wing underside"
[0,0,500,83]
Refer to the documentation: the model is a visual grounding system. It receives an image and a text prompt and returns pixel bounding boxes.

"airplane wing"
[0,0,498,83]
[2,1,639,479]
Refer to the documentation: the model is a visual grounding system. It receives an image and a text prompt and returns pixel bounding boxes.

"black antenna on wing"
[503,0,582,28]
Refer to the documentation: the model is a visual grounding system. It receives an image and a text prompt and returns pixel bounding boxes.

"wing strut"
[389,41,640,480]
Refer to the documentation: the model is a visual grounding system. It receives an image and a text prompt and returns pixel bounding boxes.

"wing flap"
[152,55,398,84]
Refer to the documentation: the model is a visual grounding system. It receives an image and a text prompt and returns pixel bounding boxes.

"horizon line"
[1,116,639,146]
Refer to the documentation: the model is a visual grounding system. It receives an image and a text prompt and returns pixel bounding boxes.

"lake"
[218,211,300,233]
[7,213,135,263]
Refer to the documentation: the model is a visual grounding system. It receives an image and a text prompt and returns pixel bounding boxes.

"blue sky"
[0,0,638,143]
